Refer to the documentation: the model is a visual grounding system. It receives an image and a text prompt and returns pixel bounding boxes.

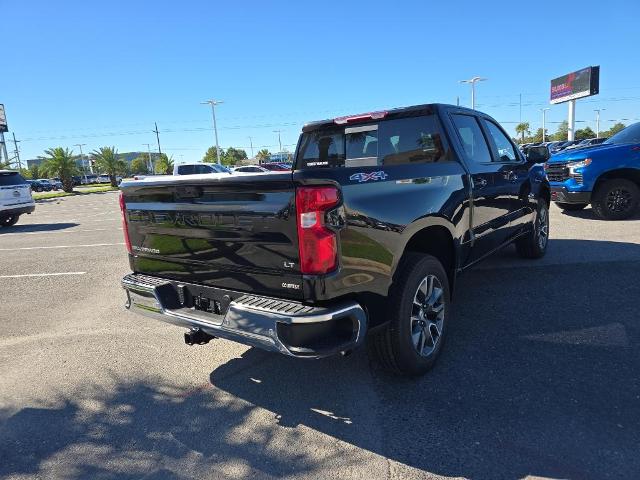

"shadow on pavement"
[0,222,79,234]
[1,239,639,479]
[558,205,640,220]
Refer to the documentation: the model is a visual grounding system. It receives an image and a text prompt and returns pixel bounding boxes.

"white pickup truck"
[0,170,35,227]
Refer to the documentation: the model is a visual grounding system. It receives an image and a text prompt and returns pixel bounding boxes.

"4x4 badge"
[349,171,388,183]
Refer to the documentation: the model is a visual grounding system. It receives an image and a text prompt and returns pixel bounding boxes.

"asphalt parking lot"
[1,192,639,480]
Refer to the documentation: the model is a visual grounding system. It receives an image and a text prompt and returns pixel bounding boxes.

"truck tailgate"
[120,173,302,300]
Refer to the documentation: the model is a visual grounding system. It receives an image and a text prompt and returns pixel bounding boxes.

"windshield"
[604,122,640,145]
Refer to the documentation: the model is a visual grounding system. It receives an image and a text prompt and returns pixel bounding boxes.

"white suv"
[0,170,35,227]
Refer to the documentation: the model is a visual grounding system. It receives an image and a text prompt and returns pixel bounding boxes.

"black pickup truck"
[119,103,551,376]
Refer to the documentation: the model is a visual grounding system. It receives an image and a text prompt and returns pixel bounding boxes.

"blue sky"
[2,0,639,162]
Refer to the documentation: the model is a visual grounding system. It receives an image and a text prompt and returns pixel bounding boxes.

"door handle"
[503,170,518,182]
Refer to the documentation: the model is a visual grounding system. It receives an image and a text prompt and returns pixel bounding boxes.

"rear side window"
[0,172,26,186]
[297,115,448,169]
[451,114,492,163]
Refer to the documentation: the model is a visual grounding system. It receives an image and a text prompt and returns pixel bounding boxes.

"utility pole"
[248,136,254,158]
[541,108,550,143]
[594,109,605,138]
[74,143,88,181]
[459,77,487,110]
[153,122,162,160]
[11,133,21,169]
[273,130,282,153]
[143,143,153,173]
[201,99,223,165]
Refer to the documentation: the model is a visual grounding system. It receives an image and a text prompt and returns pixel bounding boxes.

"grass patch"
[33,185,119,200]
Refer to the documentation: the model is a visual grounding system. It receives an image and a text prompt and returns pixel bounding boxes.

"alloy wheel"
[410,275,445,357]
[537,206,549,250]
[606,188,633,213]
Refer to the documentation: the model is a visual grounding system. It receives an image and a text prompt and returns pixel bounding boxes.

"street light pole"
[143,143,153,173]
[74,143,88,181]
[594,109,605,138]
[273,130,282,153]
[248,136,254,158]
[541,108,550,143]
[201,99,223,165]
[459,77,487,110]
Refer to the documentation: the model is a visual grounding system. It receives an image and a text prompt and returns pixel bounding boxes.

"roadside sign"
[550,66,600,104]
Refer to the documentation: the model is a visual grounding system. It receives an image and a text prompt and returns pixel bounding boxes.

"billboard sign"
[0,104,7,133]
[550,66,600,104]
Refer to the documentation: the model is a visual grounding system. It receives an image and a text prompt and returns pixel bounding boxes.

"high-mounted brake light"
[334,110,387,125]
[119,191,133,254]
[296,186,340,275]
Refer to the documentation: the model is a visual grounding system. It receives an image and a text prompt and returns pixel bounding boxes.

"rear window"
[177,164,228,175]
[0,172,26,186]
[297,115,449,169]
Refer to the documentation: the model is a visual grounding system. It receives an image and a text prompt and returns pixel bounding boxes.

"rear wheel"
[0,215,19,227]
[368,253,450,376]
[555,202,587,211]
[516,201,549,259]
[592,179,639,220]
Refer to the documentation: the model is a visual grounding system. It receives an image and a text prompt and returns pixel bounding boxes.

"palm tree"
[256,149,271,162]
[155,153,174,175]
[92,146,126,187]
[41,147,78,192]
[515,122,530,144]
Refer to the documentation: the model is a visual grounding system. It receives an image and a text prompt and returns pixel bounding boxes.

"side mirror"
[526,145,550,163]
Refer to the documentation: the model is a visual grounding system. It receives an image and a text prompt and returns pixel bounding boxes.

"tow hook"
[184,328,216,346]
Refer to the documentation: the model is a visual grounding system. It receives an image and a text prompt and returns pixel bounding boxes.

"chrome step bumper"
[121,273,367,358]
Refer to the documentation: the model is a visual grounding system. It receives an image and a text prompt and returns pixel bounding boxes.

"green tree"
[551,120,568,141]
[92,146,127,187]
[223,147,248,166]
[531,128,548,143]
[256,149,271,162]
[601,122,625,138]
[515,122,530,143]
[130,156,150,175]
[154,153,174,175]
[29,164,40,180]
[202,146,224,164]
[40,147,78,192]
[575,126,596,141]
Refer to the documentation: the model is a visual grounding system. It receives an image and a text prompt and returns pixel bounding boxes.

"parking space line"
[0,228,122,236]
[0,243,124,251]
[0,272,87,279]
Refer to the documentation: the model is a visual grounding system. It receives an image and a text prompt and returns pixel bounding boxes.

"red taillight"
[295,186,340,275]
[119,191,132,254]
[334,110,387,125]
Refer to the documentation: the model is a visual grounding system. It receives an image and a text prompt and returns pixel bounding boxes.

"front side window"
[483,120,517,162]
[605,122,640,145]
[451,114,492,163]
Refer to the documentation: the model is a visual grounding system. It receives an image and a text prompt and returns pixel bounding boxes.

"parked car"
[233,165,272,174]
[563,137,608,151]
[49,178,63,190]
[261,162,292,171]
[173,163,232,176]
[119,103,551,376]
[0,170,35,227]
[545,121,640,219]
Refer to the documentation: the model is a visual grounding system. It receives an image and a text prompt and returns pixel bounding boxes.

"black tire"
[368,253,450,376]
[0,215,19,227]
[516,201,549,259]
[555,202,587,211]
[591,179,640,220]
